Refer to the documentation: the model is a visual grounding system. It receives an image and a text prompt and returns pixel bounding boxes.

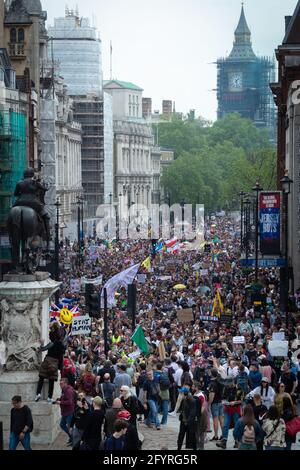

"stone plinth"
[0,272,61,445]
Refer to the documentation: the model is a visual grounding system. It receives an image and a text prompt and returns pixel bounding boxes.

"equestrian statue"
[7,167,51,273]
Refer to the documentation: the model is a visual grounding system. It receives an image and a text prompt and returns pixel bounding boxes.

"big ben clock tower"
[216,4,276,141]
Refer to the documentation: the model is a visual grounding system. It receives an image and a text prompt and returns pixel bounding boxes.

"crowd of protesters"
[8,214,300,450]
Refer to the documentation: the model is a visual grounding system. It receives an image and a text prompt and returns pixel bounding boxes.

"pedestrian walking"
[9,396,33,451]
[53,377,75,446]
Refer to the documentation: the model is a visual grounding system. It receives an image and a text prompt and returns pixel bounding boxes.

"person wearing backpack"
[155,362,170,425]
[233,404,264,450]
[235,364,252,396]
[262,405,286,450]
[143,369,161,430]
[77,363,96,403]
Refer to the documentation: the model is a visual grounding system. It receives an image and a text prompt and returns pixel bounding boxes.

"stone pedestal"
[0,273,61,445]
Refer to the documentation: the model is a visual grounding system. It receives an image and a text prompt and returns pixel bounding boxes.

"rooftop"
[103,80,143,91]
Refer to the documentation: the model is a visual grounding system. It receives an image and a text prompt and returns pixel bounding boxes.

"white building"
[48,9,113,219]
[54,78,82,238]
[103,80,161,220]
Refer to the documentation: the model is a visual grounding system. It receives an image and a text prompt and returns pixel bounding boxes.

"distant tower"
[216,5,276,141]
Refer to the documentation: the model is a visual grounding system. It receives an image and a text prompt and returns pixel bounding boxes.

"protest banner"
[177,308,194,323]
[71,315,92,336]
[70,278,81,293]
[272,332,285,341]
[268,340,288,357]
[233,336,245,344]
[199,315,219,322]
[200,269,208,276]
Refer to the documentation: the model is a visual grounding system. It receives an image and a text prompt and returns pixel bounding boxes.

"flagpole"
[110,41,112,80]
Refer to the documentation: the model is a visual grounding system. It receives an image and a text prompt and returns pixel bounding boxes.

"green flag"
[131,325,150,355]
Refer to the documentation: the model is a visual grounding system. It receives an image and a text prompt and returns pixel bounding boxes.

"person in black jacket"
[70,393,90,450]
[81,396,105,450]
[9,396,33,450]
[251,393,268,450]
[177,385,197,451]
[35,322,66,403]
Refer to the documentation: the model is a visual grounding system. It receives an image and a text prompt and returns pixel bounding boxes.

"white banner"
[101,263,140,308]
[233,336,245,344]
[81,275,103,286]
[71,315,92,336]
[272,332,285,341]
[268,340,288,357]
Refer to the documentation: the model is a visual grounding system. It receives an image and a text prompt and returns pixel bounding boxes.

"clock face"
[229,72,243,92]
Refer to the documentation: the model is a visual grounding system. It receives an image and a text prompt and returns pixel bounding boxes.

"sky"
[43,0,298,121]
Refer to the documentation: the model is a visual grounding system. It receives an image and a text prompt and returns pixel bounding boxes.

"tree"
[160,113,276,212]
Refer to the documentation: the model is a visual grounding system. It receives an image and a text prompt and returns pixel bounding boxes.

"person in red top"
[54,378,75,446]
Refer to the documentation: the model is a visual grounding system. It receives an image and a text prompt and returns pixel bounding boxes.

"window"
[129,105,131,116]
[10,28,17,43]
[18,28,25,43]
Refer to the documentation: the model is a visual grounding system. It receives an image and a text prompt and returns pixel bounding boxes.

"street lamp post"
[180,199,185,241]
[117,192,122,241]
[280,170,293,329]
[239,191,246,252]
[252,182,263,282]
[54,197,61,303]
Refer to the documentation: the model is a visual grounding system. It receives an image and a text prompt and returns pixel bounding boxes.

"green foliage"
[160,113,276,212]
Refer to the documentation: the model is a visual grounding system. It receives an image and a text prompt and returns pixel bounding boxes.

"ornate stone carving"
[1,299,41,371]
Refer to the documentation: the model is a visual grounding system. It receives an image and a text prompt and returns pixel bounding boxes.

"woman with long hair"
[282,396,297,451]
[233,404,264,450]
[262,405,286,450]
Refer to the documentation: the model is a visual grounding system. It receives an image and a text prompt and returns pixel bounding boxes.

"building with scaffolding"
[48,8,113,219]
[0,48,27,265]
[216,5,276,141]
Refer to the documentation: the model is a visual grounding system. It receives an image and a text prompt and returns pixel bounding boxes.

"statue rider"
[13,167,51,243]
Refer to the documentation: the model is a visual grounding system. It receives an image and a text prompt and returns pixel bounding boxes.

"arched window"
[10,28,17,43]
[18,28,25,43]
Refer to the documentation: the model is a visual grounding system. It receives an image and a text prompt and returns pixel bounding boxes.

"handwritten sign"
[177,308,194,323]
[233,336,245,344]
[268,340,288,357]
[71,315,91,336]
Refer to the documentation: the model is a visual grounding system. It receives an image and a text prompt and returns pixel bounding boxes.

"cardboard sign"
[71,315,92,336]
[272,332,285,341]
[268,340,288,357]
[233,336,245,344]
[137,274,146,284]
[200,269,208,276]
[177,308,194,323]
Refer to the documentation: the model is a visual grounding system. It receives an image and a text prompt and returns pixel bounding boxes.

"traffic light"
[85,283,100,318]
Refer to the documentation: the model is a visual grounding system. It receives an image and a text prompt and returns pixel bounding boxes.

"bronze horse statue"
[7,168,50,273]
[7,206,47,273]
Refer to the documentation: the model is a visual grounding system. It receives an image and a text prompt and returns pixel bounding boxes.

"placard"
[137,274,146,284]
[268,340,288,357]
[233,336,245,344]
[177,308,194,323]
[200,269,208,276]
[272,332,285,341]
[71,315,92,336]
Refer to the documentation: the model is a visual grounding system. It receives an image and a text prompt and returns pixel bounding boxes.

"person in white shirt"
[218,359,239,379]
[248,377,275,409]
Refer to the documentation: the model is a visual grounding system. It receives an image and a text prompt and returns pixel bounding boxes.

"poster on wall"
[259,192,281,255]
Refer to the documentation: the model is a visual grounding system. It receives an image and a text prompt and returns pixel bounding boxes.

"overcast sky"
[43,0,298,121]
